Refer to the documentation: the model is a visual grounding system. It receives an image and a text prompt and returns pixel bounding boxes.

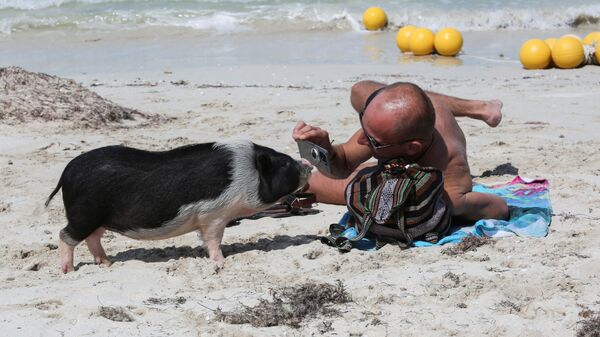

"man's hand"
[292,121,373,179]
[292,121,334,153]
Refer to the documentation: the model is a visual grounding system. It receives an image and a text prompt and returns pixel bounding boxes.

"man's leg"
[350,80,503,127]
[444,169,509,221]
[450,191,509,222]
[425,91,503,127]
[350,80,386,113]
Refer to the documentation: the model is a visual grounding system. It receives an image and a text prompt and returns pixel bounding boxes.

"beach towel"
[323,176,552,251]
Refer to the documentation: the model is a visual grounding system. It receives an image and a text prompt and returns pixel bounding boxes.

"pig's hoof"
[96,258,112,268]
[212,261,225,274]
[61,264,75,274]
[208,250,225,262]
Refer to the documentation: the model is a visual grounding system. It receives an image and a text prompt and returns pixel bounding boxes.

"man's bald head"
[364,82,436,142]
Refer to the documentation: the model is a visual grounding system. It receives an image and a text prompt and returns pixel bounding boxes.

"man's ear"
[407,140,422,154]
[256,153,271,174]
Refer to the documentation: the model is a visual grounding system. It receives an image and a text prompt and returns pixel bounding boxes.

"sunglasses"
[358,111,394,150]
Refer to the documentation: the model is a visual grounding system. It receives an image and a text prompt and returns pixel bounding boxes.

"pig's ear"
[256,153,272,174]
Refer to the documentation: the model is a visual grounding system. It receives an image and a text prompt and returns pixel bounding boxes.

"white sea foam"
[0,1,599,35]
[156,12,244,33]
[0,0,67,10]
[0,0,111,11]
[387,5,600,31]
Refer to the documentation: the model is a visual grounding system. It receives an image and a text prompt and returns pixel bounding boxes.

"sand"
[1,42,600,336]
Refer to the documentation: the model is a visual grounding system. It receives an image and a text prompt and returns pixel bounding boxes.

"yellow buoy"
[396,25,416,52]
[583,32,600,45]
[363,7,387,31]
[552,36,584,69]
[561,34,582,42]
[434,27,463,56]
[544,38,558,50]
[409,27,435,56]
[596,43,600,64]
[519,39,551,69]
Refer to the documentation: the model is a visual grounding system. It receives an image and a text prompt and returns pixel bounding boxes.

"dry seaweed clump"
[577,314,600,337]
[98,306,134,322]
[0,66,162,128]
[480,162,519,177]
[215,281,351,328]
[442,235,494,255]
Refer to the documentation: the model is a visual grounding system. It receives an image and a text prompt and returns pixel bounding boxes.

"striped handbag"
[344,159,451,249]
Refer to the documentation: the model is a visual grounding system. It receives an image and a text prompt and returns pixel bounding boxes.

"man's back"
[415,97,473,217]
[413,92,507,220]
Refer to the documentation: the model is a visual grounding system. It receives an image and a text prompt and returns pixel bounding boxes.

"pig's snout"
[296,159,312,191]
[299,158,313,169]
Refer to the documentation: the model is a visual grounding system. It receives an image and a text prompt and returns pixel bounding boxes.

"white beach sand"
[1,30,600,336]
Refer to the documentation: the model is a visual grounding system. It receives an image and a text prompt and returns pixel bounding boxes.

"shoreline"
[2,28,597,76]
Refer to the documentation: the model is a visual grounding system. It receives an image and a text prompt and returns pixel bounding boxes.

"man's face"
[358,108,420,160]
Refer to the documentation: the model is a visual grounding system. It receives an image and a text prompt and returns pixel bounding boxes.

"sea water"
[0,0,599,73]
[1,0,600,34]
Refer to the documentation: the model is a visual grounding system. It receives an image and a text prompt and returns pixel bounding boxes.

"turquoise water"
[1,0,600,35]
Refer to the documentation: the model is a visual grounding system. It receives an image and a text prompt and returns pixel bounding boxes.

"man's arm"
[293,121,371,179]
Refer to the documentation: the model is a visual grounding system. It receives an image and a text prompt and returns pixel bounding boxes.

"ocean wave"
[0,0,67,11]
[1,2,599,35]
[386,6,600,31]
[0,0,108,11]
[165,13,245,32]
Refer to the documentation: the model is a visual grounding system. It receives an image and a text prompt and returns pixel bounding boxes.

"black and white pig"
[45,140,312,273]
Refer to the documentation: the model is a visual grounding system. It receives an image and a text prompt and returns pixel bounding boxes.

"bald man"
[293,81,508,222]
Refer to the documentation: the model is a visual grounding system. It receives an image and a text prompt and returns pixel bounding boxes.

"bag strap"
[348,215,373,242]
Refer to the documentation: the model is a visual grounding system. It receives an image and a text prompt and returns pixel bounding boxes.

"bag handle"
[348,215,373,242]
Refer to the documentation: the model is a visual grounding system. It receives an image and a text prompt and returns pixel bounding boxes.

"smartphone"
[297,140,332,175]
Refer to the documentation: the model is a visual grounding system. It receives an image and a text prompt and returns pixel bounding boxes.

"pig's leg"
[58,237,75,274]
[198,222,226,261]
[85,227,112,267]
[59,222,100,273]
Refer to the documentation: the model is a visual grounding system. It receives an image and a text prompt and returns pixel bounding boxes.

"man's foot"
[481,99,503,127]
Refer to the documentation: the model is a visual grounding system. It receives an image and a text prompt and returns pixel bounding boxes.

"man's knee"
[350,81,384,112]
[351,80,377,96]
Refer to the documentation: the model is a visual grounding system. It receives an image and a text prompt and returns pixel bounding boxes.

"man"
[292,81,508,222]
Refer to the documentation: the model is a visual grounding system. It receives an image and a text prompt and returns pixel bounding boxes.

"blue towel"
[337,176,552,249]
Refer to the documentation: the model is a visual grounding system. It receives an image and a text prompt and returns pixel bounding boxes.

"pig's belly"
[115,201,260,241]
